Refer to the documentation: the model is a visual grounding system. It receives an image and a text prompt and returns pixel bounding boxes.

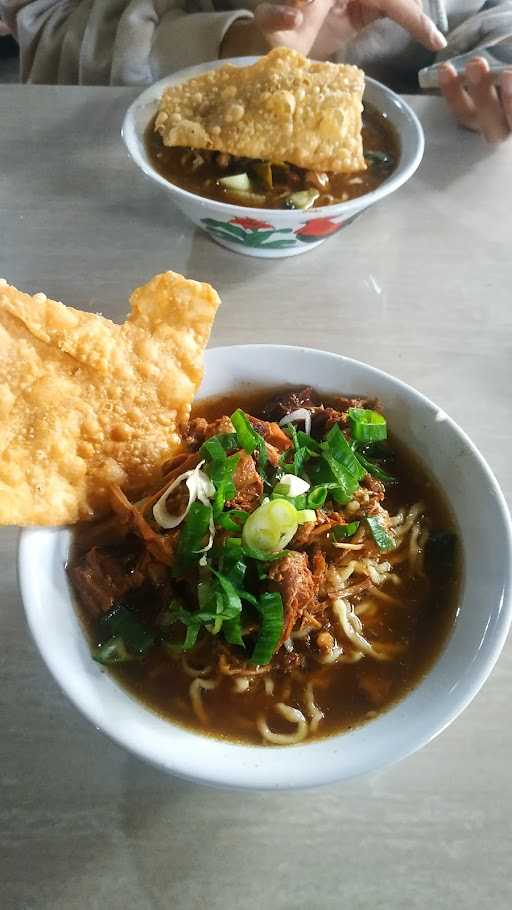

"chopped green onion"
[219,173,252,191]
[296,431,321,454]
[354,449,395,484]
[230,409,268,476]
[365,150,393,167]
[223,614,245,648]
[348,408,387,443]
[168,563,249,650]
[250,592,284,665]
[200,436,226,463]
[284,422,299,449]
[323,424,366,480]
[255,562,268,581]
[210,569,243,620]
[251,160,273,189]
[216,509,248,531]
[231,409,260,454]
[307,458,334,486]
[164,606,202,653]
[366,516,395,552]
[242,544,289,562]
[200,433,238,463]
[209,452,240,516]
[331,521,360,540]
[223,554,246,589]
[296,508,316,525]
[197,579,215,611]
[274,474,310,498]
[242,498,298,556]
[217,547,258,606]
[173,501,213,573]
[318,450,359,503]
[271,492,307,510]
[92,635,131,665]
[180,621,202,651]
[284,189,319,210]
[280,445,308,478]
[211,590,225,636]
[97,605,154,657]
[280,423,310,477]
[306,486,328,509]
[307,457,357,506]
[221,535,243,562]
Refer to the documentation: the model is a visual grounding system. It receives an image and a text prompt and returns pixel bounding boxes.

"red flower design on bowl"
[230,217,274,231]
[295,218,343,243]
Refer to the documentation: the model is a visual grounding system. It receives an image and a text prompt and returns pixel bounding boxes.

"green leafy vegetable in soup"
[70,388,459,746]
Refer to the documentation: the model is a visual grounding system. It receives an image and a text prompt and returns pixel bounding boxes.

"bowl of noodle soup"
[18,346,512,788]
[122,57,424,258]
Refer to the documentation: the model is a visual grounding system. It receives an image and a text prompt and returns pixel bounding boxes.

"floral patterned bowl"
[122,58,424,259]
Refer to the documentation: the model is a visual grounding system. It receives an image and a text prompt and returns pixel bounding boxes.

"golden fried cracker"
[0,272,219,526]
[155,48,365,174]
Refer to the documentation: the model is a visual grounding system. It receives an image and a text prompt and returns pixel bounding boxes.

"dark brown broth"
[71,391,459,745]
[145,104,399,209]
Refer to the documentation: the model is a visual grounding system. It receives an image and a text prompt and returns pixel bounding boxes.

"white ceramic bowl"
[122,58,424,258]
[19,346,512,789]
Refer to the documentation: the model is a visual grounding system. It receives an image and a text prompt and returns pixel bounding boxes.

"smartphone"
[419,46,511,90]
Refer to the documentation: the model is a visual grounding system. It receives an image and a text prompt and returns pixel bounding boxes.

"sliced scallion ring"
[348,408,387,443]
[296,509,316,525]
[242,499,299,555]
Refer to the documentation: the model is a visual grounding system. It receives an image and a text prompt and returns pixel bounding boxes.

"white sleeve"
[0,0,253,85]
[438,1,512,61]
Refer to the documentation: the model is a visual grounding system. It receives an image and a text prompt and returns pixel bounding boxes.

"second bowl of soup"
[18,346,512,788]
[122,58,425,258]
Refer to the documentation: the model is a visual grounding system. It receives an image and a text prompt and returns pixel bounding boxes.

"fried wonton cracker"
[0,272,219,526]
[155,47,365,174]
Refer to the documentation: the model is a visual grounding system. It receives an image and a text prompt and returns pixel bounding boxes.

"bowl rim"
[18,345,512,789]
[121,58,425,220]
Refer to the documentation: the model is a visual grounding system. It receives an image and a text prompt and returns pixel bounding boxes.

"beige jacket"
[1,0,512,87]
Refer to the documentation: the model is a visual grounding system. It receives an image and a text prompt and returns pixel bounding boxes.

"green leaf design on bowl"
[201,218,298,248]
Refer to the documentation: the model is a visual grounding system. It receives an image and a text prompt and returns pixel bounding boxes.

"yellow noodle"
[316,643,344,664]
[291,624,317,640]
[355,599,378,617]
[257,704,308,746]
[332,597,398,662]
[332,541,365,550]
[189,678,217,724]
[264,677,275,696]
[338,650,365,663]
[304,683,324,733]
[386,573,403,585]
[370,587,402,606]
[395,503,425,538]
[233,677,250,693]
[408,522,422,573]
[181,654,212,678]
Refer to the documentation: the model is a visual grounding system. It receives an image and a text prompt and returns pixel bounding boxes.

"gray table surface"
[1,85,511,910]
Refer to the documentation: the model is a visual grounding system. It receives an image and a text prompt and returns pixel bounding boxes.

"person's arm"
[438,1,512,62]
[435,2,512,142]
[0,0,254,85]
[221,1,446,60]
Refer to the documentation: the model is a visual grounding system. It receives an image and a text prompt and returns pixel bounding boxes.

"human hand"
[221,0,446,61]
[439,57,512,144]
[220,1,335,59]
